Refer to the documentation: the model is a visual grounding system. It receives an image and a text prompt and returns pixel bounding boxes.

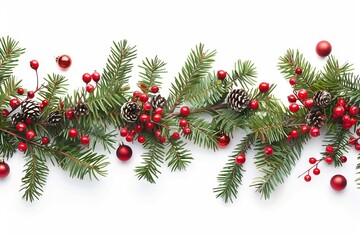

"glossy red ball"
[41,99,49,107]
[301,125,310,133]
[16,123,26,132]
[310,127,320,137]
[17,88,24,95]
[289,103,299,113]
[316,40,332,57]
[337,98,346,107]
[80,136,90,146]
[259,82,270,92]
[183,126,192,135]
[217,134,230,148]
[57,55,72,69]
[30,60,39,70]
[145,122,154,130]
[68,128,78,139]
[249,100,259,109]
[154,129,162,139]
[135,125,143,132]
[139,114,150,122]
[289,77,296,85]
[235,154,246,164]
[41,137,50,145]
[290,130,299,138]
[86,84,95,93]
[116,144,132,161]
[152,113,162,123]
[330,174,347,191]
[313,168,320,175]
[325,156,333,164]
[92,71,101,82]
[139,93,149,102]
[18,142,27,152]
[179,119,188,127]
[82,73,92,83]
[295,67,303,75]
[356,128,360,136]
[325,145,334,153]
[154,107,163,115]
[172,132,180,140]
[180,106,191,117]
[349,136,357,145]
[303,98,314,108]
[138,135,146,144]
[143,102,152,111]
[150,86,159,93]
[133,91,141,98]
[0,162,10,178]
[287,94,297,103]
[10,98,21,109]
[264,146,273,156]
[159,137,167,144]
[309,157,317,164]
[66,109,75,119]
[304,174,311,182]
[120,128,128,137]
[333,106,345,116]
[297,89,308,99]
[217,70,227,80]
[340,156,347,163]
[349,106,359,116]
[26,130,36,140]
[125,135,134,142]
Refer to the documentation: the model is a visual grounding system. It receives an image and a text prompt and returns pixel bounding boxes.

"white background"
[1,0,360,239]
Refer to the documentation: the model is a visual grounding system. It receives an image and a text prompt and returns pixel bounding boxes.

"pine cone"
[313,90,331,108]
[74,103,90,117]
[11,112,25,125]
[121,102,141,122]
[47,111,63,126]
[226,89,250,112]
[21,100,40,120]
[151,94,166,109]
[306,109,326,128]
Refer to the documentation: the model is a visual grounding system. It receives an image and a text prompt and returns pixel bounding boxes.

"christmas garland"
[0,37,357,202]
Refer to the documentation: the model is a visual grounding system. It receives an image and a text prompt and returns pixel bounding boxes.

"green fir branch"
[166,138,193,171]
[38,74,68,107]
[184,115,218,150]
[0,36,25,83]
[138,56,167,92]
[228,60,257,89]
[0,76,22,107]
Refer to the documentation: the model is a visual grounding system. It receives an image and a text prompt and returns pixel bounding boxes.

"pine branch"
[135,135,165,183]
[20,145,49,202]
[166,138,193,171]
[228,59,257,89]
[38,74,68,107]
[0,36,25,83]
[211,109,248,136]
[214,133,256,203]
[138,56,167,92]
[0,75,22,107]
[166,43,216,113]
[184,115,218,150]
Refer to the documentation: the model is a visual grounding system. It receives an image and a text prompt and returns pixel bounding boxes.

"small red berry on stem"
[30,60,39,70]
[333,106,345,116]
[295,67,303,75]
[183,126,192,135]
[41,137,50,145]
[82,73,92,83]
[152,113,162,123]
[337,98,346,107]
[172,132,180,140]
[289,78,296,85]
[42,99,49,107]
[120,128,128,137]
[264,146,273,156]
[68,128,78,139]
[340,155,347,163]
[355,144,360,151]
[17,88,24,95]
[66,109,75,119]
[180,106,191,117]
[325,145,334,153]
[349,106,359,116]
[10,98,20,109]
[325,156,333,164]
[143,102,152,111]
[125,135,133,142]
[133,91,141,98]
[2,109,9,116]
[301,125,310,133]
[249,100,259,110]
[287,94,297,103]
[309,157,317,164]
[135,125,143,132]
[154,129,162,139]
[235,154,246,164]
[139,114,150,123]
[80,136,90,146]
[154,107,163,115]
[145,122,154,130]
[92,71,101,82]
[289,103,299,113]
[259,82,270,92]
[18,142,27,152]
[217,134,230,148]
[16,123,27,132]
[356,128,360,136]
[26,130,36,140]
[179,119,188,127]
[86,84,95,93]
[297,89,308,99]
[138,135,146,144]
[310,127,320,137]
[150,86,159,93]
[290,130,299,138]
[304,174,311,182]
[139,93,149,102]
[217,70,227,80]
[159,137,167,144]
[303,98,314,108]
[313,168,320,175]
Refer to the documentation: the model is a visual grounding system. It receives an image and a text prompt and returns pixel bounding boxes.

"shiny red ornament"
[17,88,24,95]
[92,71,101,82]
[86,84,95,93]
[183,126,192,135]
[295,67,303,75]
[249,100,259,109]
[217,70,227,80]
[297,89,308,99]
[0,162,10,178]
[304,174,311,182]
[289,77,296,85]
[172,132,180,140]
[68,128,78,138]
[18,142,27,152]
[330,174,347,191]
[313,168,320,175]
[289,103,299,113]
[139,93,149,102]
[10,98,20,109]
[235,154,246,164]
[41,137,50,145]
[310,127,320,137]
[316,40,332,57]
[180,106,191,117]
[116,144,133,161]
[150,86,159,93]
[26,130,36,140]
[264,146,273,156]
[82,73,92,83]
[57,55,72,69]
[16,123,26,132]
[30,60,39,70]
[80,136,90,146]
[259,82,270,92]
[137,135,146,144]
[217,134,230,148]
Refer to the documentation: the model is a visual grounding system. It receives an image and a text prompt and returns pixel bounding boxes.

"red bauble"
[217,70,227,80]
[301,125,310,133]
[340,155,347,163]
[249,100,259,110]
[289,77,297,85]
[18,142,27,152]
[66,109,75,119]
[333,106,345,116]
[41,137,50,145]
[172,132,180,140]
[139,114,150,122]
[86,84,95,93]
[264,146,273,156]
[313,168,321,175]
[290,130,299,138]
[92,71,101,82]
[143,102,152,111]
[154,107,163,115]
[26,130,36,140]
[349,106,359,116]
[145,122,154,130]
[137,135,146,144]
[325,145,334,153]
[82,73,92,83]
[0,162,10,178]
[179,119,188,127]
[259,82,270,92]
[303,98,314,108]
[183,126,192,135]
[295,67,303,75]
[139,93,149,102]
[310,127,320,137]
[68,128,78,139]
[287,94,297,103]
[316,40,332,57]
[330,174,347,191]
[30,60,39,70]
[289,103,299,113]
[180,106,191,117]
[116,144,132,161]
[325,156,333,164]
[17,88,24,95]
[217,134,230,148]
[309,157,317,164]
[120,128,128,137]
[150,85,159,93]
[16,122,27,132]
[235,154,246,164]
[297,89,308,99]
[10,98,20,109]
[304,174,311,182]
[152,113,162,123]
[57,55,72,69]
[80,136,90,146]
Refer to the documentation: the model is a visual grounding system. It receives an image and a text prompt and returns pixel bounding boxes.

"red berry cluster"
[82,71,101,93]
[332,98,358,129]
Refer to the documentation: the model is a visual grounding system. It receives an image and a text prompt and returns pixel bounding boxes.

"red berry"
[349,136,357,145]
[259,82,270,92]
[310,127,320,137]
[303,98,314,108]
[264,146,273,156]
[304,174,311,182]
[179,119,188,127]
[249,100,259,109]
[39,103,44,112]
[154,107,163,115]
[82,73,92,83]
[159,137,166,144]
[2,109,9,116]
[139,93,149,102]
[325,145,334,153]
[297,89,308,99]
[337,98,346,107]
[120,128,128,137]
[68,128,78,139]
[86,84,95,93]
[356,128,360,136]
[295,67,303,75]
[343,122,352,130]
[145,122,154,131]
[125,135,133,142]
[316,40,332,57]
[350,117,357,125]
[143,102,152,111]
[17,88,24,95]
[289,103,299,113]
[42,99,49,107]
[309,157,317,164]
[333,106,345,116]
[217,70,227,80]
[129,129,136,136]
[172,132,180,140]
[0,162,10,178]
[66,109,75,119]
[287,94,297,103]
[349,106,359,116]
[139,114,150,122]
[138,135,146,144]
[286,134,293,141]
[340,155,347,163]
[217,134,231,148]
[41,137,50,145]
[152,113,162,123]
[139,84,147,90]
[60,102,65,109]
[313,168,320,175]
[92,71,101,82]
[154,129,162,139]
[301,125,310,133]
[16,123,26,132]
[235,154,246,164]
[290,130,299,138]
[183,126,192,135]
[10,98,21,109]
[80,136,90,146]
[180,106,191,117]
[30,60,39,70]
[325,156,333,164]
[355,144,360,151]
[56,55,72,69]
[18,142,27,152]
[27,91,35,99]
[133,91,141,98]
[150,86,159,93]
[289,78,297,85]
[342,114,351,123]
[25,118,33,124]
[135,125,143,132]
[26,130,36,140]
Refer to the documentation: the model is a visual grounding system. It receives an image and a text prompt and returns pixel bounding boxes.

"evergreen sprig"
[0,36,25,83]
[138,56,167,92]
